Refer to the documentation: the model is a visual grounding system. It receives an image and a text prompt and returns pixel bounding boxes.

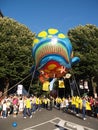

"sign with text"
[17,84,23,95]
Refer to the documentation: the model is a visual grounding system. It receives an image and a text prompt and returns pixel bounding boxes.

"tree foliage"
[68,24,98,78]
[68,24,98,95]
[0,17,35,92]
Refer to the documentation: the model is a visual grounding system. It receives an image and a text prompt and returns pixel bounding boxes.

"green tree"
[0,17,35,95]
[68,24,98,95]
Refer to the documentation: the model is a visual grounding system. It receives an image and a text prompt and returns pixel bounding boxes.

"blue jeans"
[82,107,86,118]
[72,105,76,113]
[26,108,32,116]
[23,107,32,117]
[32,104,36,112]
[23,107,27,117]
[2,110,7,117]
[38,104,41,110]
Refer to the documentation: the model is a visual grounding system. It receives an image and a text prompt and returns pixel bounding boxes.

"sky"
[0,0,98,34]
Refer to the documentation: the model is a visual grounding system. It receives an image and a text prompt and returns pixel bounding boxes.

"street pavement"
[0,108,97,130]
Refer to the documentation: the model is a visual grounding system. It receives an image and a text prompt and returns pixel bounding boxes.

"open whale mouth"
[38,54,71,70]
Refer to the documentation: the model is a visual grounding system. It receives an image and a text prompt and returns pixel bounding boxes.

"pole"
[70,69,80,97]
[69,79,73,97]
[73,75,80,97]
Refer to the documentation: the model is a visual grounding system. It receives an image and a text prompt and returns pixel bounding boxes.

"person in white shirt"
[2,100,7,118]
[18,97,24,113]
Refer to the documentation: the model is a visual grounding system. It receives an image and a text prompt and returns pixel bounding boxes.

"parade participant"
[49,96,53,110]
[89,96,95,116]
[86,99,91,116]
[44,97,48,109]
[31,95,36,114]
[2,100,7,118]
[56,97,62,110]
[75,96,79,116]
[71,96,76,113]
[0,101,2,118]
[36,96,42,111]
[25,96,32,118]
[23,96,32,118]
[13,104,18,117]
[18,97,24,114]
[23,96,27,118]
[60,97,65,111]
[82,96,87,120]
[95,97,98,118]
[65,98,69,112]
[6,99,11,116]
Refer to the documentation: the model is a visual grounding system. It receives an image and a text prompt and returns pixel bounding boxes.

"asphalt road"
[0,108,97,130]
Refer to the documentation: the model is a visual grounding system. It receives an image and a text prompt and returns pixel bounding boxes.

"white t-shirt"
[19,99,24,111]
[2,103,7,111]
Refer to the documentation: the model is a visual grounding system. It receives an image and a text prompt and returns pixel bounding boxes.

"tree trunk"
[91,76,97,98]
[4,78,9,96]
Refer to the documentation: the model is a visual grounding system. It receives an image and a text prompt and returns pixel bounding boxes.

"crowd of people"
[0,94,53,119]
[55,95,98,120]
[0,94,98,120]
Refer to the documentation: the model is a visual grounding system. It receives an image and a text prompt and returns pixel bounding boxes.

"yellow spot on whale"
[58,33,66,38]
[48,64,57,70]
[33,38,39,44]
[38,31,47,38]
[48,29,58,35]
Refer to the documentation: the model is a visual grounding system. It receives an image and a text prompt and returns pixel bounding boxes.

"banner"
[59,80,65,88]
[84,80,88,89]
[79,80,84,89]
[17,84,23,95]
[42,81,50,91]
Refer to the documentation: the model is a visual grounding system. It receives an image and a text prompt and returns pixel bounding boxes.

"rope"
[28,66,37,93]
[2,73,32,97]
[71,69,81,97]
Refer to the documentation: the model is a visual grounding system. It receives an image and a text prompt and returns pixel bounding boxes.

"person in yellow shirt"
[71,96,76,113]
[38,97,42,111]
[24,96,32,118]
[75,96,80,116]
[78,97,82,112]
[86,100,91,116]
[31,96,36,114]
[26,98,31,109]
[44,97,48,109]
[56,97,62,110]
[49,96,53,110]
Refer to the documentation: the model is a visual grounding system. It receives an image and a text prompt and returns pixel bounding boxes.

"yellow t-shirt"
[75,97,79,108]
[26,99,31,108]
[86,101,91,110]
[72,97,76,105]
[42,81,50,91]
[36,98,40,105]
